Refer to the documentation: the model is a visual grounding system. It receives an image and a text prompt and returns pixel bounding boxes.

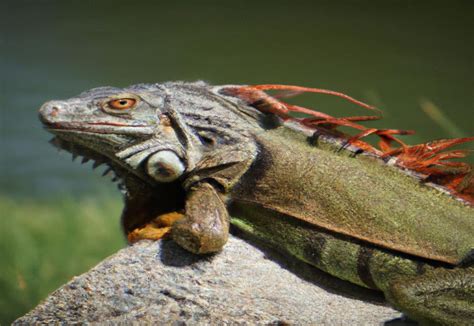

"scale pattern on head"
[39,81,263,187]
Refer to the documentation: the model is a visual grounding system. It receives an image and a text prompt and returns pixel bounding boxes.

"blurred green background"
[1,0,473,323]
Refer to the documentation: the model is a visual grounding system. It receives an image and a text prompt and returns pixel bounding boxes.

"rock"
[14,236,401,325]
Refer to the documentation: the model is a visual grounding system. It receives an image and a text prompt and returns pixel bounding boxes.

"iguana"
[39,81,474,325]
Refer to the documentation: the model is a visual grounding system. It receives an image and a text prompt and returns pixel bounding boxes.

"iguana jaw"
[47,135,137,188]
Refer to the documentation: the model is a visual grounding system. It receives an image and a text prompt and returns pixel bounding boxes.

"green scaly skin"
[39,81,474,325]
[231,126,474,325]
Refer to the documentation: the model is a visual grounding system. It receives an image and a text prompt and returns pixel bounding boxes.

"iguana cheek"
[146,150,185,183]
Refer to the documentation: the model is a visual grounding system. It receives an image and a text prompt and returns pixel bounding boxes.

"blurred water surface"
[2,0,473,198]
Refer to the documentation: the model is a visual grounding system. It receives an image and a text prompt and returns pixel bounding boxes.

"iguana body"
[39,81,474,325]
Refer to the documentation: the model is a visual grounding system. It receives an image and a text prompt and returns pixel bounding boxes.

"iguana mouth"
[44,122,151,135]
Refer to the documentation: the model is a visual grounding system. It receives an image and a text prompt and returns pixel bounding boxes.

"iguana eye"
[108,98,137,110]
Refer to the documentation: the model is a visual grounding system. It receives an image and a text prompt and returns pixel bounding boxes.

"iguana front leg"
[172,182,229,254]
[126,182,229,253]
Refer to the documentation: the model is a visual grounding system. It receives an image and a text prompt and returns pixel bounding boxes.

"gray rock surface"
[15,236,401,325]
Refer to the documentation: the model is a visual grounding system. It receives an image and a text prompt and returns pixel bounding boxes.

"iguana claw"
[127,212,184,244]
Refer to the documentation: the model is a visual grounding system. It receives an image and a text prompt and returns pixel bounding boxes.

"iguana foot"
[171,183,230,254]
[127,212,184,244]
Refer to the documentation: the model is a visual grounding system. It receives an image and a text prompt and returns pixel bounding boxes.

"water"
[2,0,473,198]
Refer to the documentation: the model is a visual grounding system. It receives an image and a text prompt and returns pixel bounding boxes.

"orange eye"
[108,98,137,110]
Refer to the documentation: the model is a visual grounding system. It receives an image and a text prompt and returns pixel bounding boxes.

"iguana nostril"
[39,101,67,123]
[50,106,60,117]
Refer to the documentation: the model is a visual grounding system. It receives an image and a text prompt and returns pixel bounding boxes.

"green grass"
[0,195,125,324]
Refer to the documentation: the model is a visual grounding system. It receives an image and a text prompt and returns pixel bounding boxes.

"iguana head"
[39,81,262,191]
[39,81,265,232]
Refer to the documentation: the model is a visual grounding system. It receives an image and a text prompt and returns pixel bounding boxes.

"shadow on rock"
[231,225,387,305]
[159,239,216,267]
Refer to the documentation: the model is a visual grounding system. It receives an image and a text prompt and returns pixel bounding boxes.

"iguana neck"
[230,126,474,264]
